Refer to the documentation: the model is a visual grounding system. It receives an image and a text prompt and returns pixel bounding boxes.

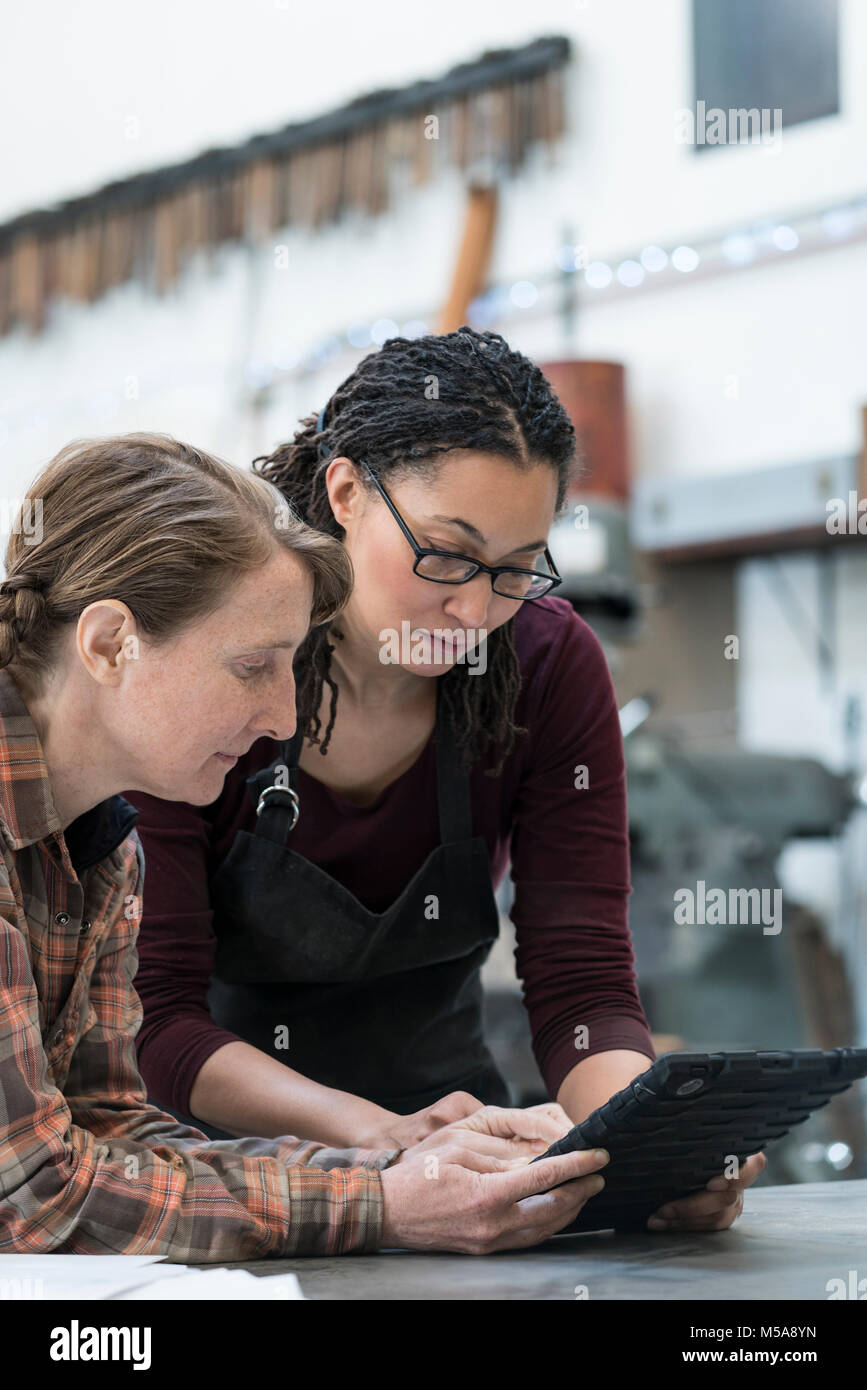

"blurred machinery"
[620,697,867,1183]
[484,712,867,1182]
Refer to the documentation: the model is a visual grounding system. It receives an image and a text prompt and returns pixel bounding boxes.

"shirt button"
[54,911,70,926]
[80,919,92,934]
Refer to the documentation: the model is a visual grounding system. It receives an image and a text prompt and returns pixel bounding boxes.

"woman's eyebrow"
[429,514,545,552]
[226,638,299,657]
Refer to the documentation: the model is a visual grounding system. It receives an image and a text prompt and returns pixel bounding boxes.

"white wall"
[2,0,866,493]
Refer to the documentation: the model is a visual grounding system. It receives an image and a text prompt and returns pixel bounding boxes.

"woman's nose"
[443,573,492,629]
[257,676,297,743]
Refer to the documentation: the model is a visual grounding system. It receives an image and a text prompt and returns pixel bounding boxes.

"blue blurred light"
[640,245,668,272]
[346,322,372,349]
[509,280,538,308]
[720,233,756,264]
[371,318,399,344]
[584,261,613,289]
[821,208,856,239]
[272,346,300,371]
[772,225,799,252]
[671,245,700,272]
[617,259,645,287]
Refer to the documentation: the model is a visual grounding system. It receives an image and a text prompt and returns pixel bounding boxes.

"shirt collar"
[0,666,139,869]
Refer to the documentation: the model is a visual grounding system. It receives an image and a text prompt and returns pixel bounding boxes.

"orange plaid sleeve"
[0,846,399,1259]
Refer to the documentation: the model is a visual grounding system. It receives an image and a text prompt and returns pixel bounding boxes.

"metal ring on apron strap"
[255,784,301,830]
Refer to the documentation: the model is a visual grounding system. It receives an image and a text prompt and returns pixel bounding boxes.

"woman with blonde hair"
[0,430,609,1259]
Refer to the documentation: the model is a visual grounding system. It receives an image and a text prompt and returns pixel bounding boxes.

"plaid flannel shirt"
[0,667,399,1259]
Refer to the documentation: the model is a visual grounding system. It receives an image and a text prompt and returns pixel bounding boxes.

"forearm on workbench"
[188,1039,398,1147]
[556,1049,655,1125]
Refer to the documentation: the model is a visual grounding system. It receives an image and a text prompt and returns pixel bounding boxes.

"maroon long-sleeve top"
[125,596,655,1115]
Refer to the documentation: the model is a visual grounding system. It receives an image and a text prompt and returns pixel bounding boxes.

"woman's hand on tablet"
[366,1096,573,1155]
[646,1151,768,1231]
[397,1101,574,1165]
[361,1090,485,1150]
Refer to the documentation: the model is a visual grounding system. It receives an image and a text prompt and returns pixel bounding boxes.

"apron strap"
[244,681,473,846]
[434,681,473,845]
[244,729,305,845]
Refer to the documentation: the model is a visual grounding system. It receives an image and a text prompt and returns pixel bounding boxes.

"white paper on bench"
[115,1268,305,1299]
[0,1254,181,1300]
[0,1254,305,1300]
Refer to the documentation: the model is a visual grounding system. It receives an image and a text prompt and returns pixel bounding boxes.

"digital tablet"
[532,1047,867,1234]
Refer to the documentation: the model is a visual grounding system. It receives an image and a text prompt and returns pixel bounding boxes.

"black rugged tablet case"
[535,1048,867,1235]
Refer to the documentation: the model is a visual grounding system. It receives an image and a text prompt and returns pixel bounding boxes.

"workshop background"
[1,0,865,1188]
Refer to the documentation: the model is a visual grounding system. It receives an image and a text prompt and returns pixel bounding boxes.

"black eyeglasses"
[359,464,561,601]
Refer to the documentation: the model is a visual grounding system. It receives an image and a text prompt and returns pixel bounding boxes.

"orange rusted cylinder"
[540,360,629,501]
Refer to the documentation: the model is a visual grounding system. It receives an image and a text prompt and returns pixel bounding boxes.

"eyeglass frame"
[356,461,562,601]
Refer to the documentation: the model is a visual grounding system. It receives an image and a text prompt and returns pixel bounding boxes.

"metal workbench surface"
[199,1178,867,1300]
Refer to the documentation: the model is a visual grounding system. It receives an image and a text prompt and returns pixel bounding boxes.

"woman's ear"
[324,457,369,532]
[75,600,141,686]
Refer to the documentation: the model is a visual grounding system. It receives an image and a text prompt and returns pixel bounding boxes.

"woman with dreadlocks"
[124,328,766,1235]
[125,326,660,1159]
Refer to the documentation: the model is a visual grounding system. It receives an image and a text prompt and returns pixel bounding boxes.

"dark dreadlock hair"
[252,326,578,775]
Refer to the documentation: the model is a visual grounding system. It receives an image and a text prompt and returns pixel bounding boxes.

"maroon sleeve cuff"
[137,1019,244,1116]
[541,1017,656,1099]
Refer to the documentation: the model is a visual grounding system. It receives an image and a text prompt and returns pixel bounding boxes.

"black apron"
[206,687,510,1114]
